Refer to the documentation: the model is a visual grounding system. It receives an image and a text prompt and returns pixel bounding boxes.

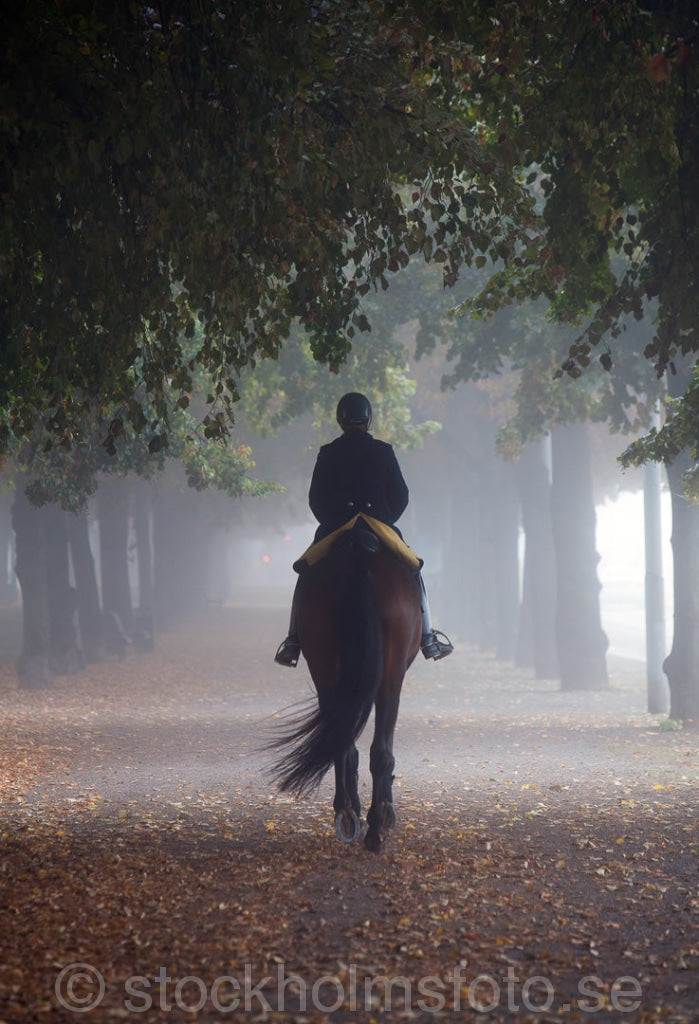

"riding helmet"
[336,392,372,429]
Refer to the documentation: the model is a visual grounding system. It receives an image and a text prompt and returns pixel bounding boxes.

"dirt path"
[0,604,696,1022]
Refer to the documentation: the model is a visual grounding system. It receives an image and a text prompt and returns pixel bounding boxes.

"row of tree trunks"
[9,472,218,688]
[420,419,607,689]
[409,397,693,709]
[8,407,696,711]
[451,422,607,690]
[12,495,101,688]
[4,421,615,696]
[11,477,156,688]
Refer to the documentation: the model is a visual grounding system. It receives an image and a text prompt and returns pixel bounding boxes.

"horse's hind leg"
[365,695,400,852]
[333,744,362,843]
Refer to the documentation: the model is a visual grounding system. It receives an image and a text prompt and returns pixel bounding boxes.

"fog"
[596,488,673,664]
[0,435,675,693]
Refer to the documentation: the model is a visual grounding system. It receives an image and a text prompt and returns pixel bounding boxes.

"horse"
[269,519,422,852]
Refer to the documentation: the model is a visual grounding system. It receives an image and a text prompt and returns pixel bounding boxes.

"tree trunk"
[12,487,52,689]
[663,455,699,722]
[0,491,19,606]
[550,422,608,690]
[153,479,208,630]
[131,480,155,651]
[663,359,699,722]
[67,507,104,662]
[97,476,133,627]
[514,438,559,679]
[477,456,520,659]
[44,503,84,674]
[97,476,133,656]
[441,475,480,645]
[643,426,670,714]
[131,480,154,613]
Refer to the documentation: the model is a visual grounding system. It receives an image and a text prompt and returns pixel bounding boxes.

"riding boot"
[274,589,301,667]
[417,573,454,660]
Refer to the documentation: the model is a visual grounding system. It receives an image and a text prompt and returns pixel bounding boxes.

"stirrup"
[421,630,454,661]
[274,638,300,668]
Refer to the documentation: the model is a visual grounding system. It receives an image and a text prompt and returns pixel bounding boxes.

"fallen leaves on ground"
[0,605,696,1023]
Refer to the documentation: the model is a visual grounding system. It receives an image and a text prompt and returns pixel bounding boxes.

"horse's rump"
[298,525,421,685]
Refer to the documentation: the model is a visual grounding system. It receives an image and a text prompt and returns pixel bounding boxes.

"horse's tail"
[269,552,382,796]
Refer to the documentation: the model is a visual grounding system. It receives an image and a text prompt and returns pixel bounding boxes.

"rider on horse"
[274,392,454,667]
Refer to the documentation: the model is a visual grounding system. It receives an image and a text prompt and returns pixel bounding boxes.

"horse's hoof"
[335,809,361,843]
[379,802,396,832]
[364,829,382,853]
[364,802,395,852]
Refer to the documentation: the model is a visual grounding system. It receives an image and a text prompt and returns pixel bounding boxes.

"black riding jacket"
[308,428,409,540]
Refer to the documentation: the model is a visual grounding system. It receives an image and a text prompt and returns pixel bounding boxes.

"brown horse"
[269,520,421,851]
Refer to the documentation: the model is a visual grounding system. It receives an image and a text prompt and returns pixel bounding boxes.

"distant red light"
[262,555,270,564]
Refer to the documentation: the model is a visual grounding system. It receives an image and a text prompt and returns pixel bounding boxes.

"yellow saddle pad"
[294,514,422,572]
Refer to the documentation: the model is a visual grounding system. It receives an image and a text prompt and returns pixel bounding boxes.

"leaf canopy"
[0,0,535,453]
[412,0,697,469]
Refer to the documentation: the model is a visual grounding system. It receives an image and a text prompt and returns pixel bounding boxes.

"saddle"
[293,514,423,573]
